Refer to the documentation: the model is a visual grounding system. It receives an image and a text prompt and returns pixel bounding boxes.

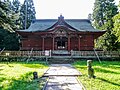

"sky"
[19,0,119,19]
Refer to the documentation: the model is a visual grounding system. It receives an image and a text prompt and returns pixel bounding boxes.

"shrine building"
[17,15,105,51]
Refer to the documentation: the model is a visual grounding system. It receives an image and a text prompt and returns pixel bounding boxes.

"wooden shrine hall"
[17,15,105,51]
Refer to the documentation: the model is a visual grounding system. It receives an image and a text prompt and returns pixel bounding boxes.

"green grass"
[73,60,120,90]
[0,61,48,90]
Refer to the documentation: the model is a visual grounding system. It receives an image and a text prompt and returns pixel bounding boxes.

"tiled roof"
[65,19,97,32]
[17,18,105,32]
[18,19,57,32]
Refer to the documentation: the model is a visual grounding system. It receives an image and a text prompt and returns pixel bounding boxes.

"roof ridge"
[33,19,90,20]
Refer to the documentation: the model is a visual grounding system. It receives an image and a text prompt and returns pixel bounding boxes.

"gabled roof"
[17,15,105,33]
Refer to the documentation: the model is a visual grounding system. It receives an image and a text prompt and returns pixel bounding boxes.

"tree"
[11,0,21,29]
[92,0,119,51]
[0,0,18,32]
[0,0,21,50]
[113,2,120,42]
[20,0,36,29]
[0,28,20,50]
[92,0,104,29]
[12,0,21,13]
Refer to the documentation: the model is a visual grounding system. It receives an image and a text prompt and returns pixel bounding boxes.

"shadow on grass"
[97,64,120,69]
[5,61,48,69]
[98,77,120,86]
[0,73,5,76]
[0,77,6,90]
[95,68,120,74]
[0,77,6,82]
[8,72,38,90]
[73,61,87,66]
[0,69,4,71]
[22,63,47,68]
[7,72,41,90]
[107,65,120,69]
[0,65,5,67]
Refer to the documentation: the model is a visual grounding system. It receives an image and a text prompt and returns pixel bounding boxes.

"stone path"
[43,64,83,90]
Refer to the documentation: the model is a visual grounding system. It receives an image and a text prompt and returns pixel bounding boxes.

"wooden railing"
[0,51,45,57]
[0,50,120,58]
[71,51,120,58]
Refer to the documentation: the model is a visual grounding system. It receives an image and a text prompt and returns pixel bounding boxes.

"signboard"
[45,50,49,56]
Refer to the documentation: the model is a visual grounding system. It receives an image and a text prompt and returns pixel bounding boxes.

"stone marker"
[33,71,38,79]
[87,60,96,78]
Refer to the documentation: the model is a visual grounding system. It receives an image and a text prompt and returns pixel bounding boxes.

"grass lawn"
[73,60,120,90]
[0,61,48,90]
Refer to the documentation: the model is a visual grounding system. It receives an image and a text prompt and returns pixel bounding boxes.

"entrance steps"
[48,50,73,64]
[52,50,71,56]
[48,57,74,64]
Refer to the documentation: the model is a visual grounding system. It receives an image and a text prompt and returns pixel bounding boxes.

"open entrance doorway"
[57,41,66,49]
[55,37,68,50]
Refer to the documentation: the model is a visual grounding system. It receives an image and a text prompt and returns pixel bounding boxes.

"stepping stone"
[44,64,82,76]
[45,76,82,90]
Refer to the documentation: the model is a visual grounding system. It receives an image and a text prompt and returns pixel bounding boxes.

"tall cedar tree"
[92,0,119,51]
[113,2,120,43]
[0,0,20,50]
[11,0,21,29]
[0,0,17,32]
[20,0,36,29]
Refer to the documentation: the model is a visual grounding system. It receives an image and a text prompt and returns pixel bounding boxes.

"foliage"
[20,0,36,29]
[0,0,19,32]
[0,56,46,63]
[73,60,120,90]
[0,29,20,50]
[92,0,119,51]
[113,2,120,42]
[11,0,21,30]
[0,62,48,90]
[12,0,21,13]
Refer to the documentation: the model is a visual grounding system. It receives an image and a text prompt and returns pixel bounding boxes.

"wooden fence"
[0,50,120,58]
[0,51,45,57]
[71,51,120,58]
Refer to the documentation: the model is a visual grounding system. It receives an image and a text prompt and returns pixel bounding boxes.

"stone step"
[48,58,74,64]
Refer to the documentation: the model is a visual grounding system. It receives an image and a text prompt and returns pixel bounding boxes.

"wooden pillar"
[78,35,82,51]
[42,37,44,51]
[68,35,70,51]
[52,37,54,50]
[78,36,80,51]
[55,42,57,50]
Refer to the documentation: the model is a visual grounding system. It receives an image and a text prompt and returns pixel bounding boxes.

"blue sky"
[18,0,119,19]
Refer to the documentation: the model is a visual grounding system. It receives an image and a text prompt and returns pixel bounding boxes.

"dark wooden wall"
[21,34,94,51]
